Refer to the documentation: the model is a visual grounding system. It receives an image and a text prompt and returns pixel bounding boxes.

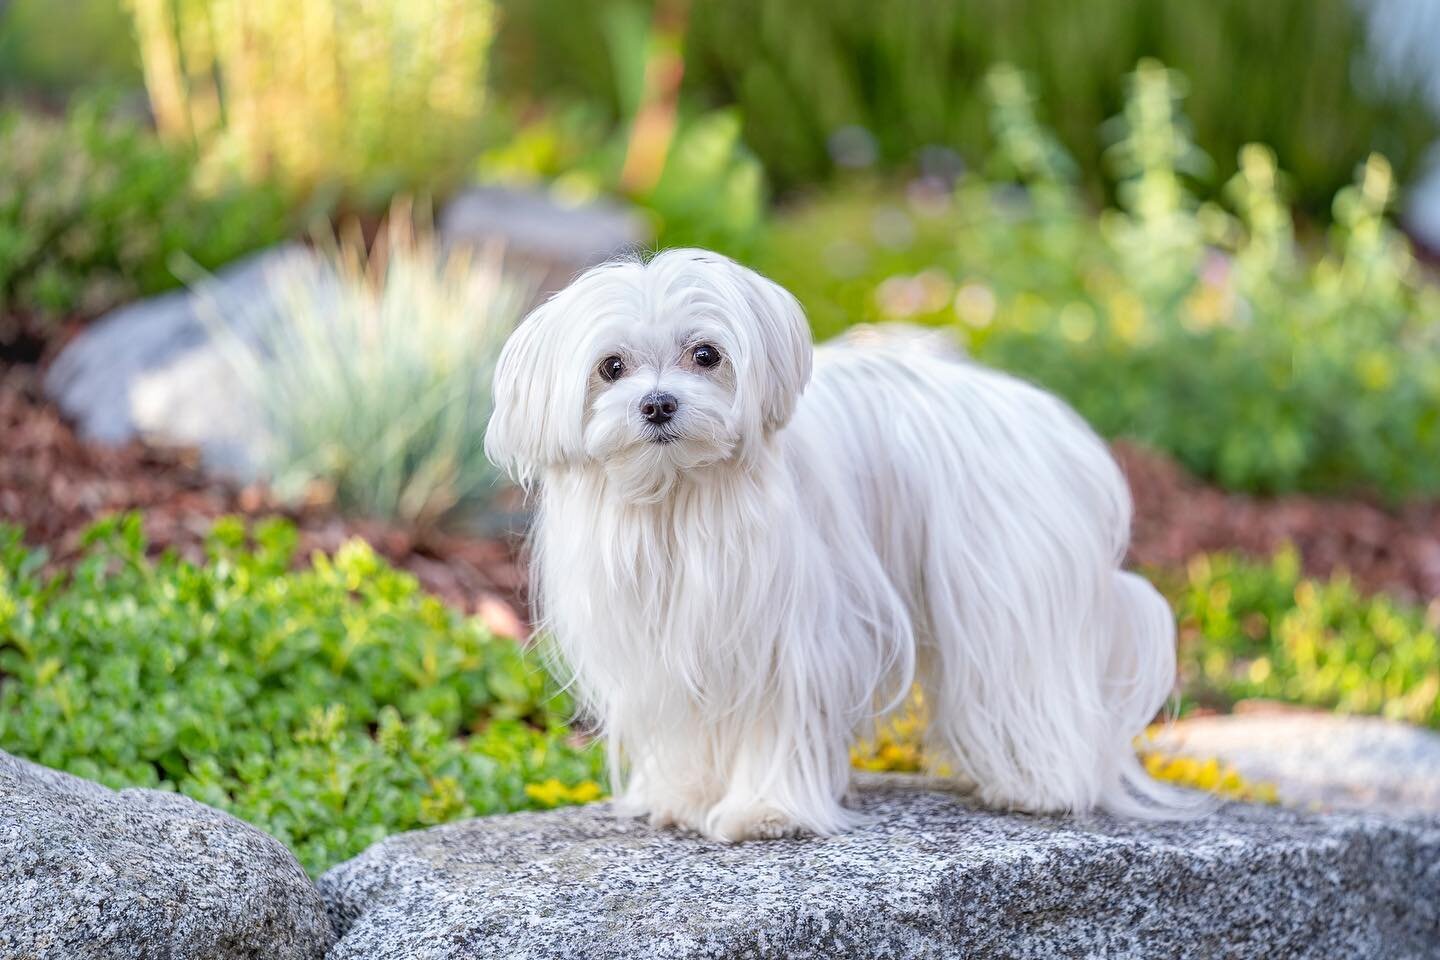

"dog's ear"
[485,296,587,483]
[731,263,813,432]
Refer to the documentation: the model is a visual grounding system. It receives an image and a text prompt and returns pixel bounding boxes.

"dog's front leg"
[702,715,853,842]
[618,748,723,834]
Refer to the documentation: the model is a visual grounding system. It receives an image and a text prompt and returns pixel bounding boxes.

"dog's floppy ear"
[485,296,587,483]
[731,262,814,432]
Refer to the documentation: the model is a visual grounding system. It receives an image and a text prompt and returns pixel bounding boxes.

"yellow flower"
[568,780,605,803]
[851,687,929,772]
[1137,749,1279,804]
[525,778,606,808]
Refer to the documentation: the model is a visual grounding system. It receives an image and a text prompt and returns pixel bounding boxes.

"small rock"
[0,750,333,960]
[439,184,649,294]
[319,773,1440,959]
[1150,709,1440,816]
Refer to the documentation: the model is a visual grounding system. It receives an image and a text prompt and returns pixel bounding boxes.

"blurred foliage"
[0,0,140,94]
[212,206,524,530]
[766,62,1440,500]
[123,0,498,210]
[0,515,603,874]
[1175,548,1440,728]
[480,0,766,257]
[0,99,288,334]
[496,0,1440,214]
[6,0,1432,232]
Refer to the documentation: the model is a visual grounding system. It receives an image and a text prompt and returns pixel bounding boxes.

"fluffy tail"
[1100,571,1216,818]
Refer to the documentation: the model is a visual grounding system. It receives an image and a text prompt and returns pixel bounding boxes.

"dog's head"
[486,249,812,499]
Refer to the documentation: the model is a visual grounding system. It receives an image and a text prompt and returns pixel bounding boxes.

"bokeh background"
[2,0,1439,872]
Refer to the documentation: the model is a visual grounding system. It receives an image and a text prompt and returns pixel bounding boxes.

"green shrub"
[211,209,525,530]
[0,515,602,874]
[1174,549,1440,727]
[764,63,1440,500]
[497,0,1439,214]
[124,0,498,209]
[0,100,288,331]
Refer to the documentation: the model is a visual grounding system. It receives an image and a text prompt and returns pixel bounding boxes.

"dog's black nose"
[639,391,679,425]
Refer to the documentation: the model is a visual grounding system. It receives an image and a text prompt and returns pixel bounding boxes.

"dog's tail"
[1099,571,1216,818]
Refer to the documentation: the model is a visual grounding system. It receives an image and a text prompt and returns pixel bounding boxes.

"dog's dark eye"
[599,356,625,381]
[692,344,721,368]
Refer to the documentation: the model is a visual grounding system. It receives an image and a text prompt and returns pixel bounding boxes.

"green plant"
[1174,549,1440,728]
[124,0,498,209]
[210,207,525,529]
[0,515,602,874]
[0,100,288,334]
[498,0,1440,214]
[764,62,1440,500]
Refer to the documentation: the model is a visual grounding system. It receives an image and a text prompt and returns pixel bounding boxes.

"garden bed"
[1119,442,1440,602]
[6,362,1437,620]
[0,364,527,635]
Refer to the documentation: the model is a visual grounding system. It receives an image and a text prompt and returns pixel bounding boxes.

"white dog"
[486,248,1192,841]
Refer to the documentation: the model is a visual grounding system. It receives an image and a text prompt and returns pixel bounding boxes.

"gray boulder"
[43,245,315,479]
[1150,710,1440,816]
[319,773,1440,959]
[0,749,333,960]
[439,184,649,294]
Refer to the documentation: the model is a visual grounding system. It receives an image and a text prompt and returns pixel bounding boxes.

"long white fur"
[486,248,1199,841]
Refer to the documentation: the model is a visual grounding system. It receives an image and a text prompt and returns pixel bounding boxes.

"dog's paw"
[617,775,714,833]
[704,802,804,842]
[646,803,707,833]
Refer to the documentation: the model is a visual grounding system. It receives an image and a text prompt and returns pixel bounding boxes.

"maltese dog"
[487,248,1191,841]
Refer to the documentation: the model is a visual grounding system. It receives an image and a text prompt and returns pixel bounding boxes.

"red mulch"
[0,364,529,637]
[1117,441,1440,602]
[4,362,1439,627]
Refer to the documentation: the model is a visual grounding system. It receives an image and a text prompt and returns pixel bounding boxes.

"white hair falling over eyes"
[487,248,1207,841]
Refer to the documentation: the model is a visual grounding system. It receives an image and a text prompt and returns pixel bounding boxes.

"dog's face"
[486,249,812,499]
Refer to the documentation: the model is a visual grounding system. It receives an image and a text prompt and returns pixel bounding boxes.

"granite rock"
[319,773,1440,959]
[0,749,333,960]
[1150,710,1440,816]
